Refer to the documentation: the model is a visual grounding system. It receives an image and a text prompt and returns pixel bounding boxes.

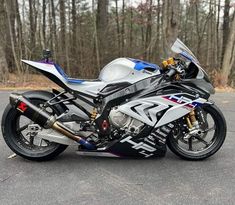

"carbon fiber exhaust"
[9,93,95,150]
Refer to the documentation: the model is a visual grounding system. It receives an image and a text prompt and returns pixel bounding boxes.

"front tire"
[1,97,68,161]
[167,104,226,160]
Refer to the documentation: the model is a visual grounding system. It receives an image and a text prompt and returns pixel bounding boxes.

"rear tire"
[167,104,226,160]
[1,97,68,161]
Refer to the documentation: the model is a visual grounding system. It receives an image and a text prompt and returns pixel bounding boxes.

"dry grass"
[0,74,59,90]
[215,87,235,92]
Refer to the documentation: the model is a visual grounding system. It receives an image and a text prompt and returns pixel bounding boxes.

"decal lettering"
[139,150,154,158]
[144,137,155,146]
[164,95,196,108]
[120,136,156,158]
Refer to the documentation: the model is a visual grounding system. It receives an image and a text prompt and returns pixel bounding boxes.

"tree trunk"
[221,12,235,86]
[121,0,125,56]
[145,0,153,60]
[59,0,70,74]
[29,0,36,51]
[216,0,221,66]
[51,0,57,60]
[71,0,77,56]
[129,6,133,57]
[42,0,46,45]
[0,0,9,82]
[162,0,180,57]
[96,0,109,67]
[15,0,24,60]
[5,0,21,77]
[221,0,230,66]
[4,0,16,72]
[115,0,121,56]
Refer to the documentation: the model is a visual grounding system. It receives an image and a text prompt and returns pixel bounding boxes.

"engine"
[109,107,144,135]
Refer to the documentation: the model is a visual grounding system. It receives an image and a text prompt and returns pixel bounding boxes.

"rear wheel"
[167,104,226,160]
[1,98,67,161]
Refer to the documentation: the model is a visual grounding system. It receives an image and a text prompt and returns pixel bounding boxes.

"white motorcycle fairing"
[117,93,207,127]
[22,58,161,97]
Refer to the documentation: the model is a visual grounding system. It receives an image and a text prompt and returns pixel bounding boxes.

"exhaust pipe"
[9,93,95,150]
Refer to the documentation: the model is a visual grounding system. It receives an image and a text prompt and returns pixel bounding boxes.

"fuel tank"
[98,58,161,83]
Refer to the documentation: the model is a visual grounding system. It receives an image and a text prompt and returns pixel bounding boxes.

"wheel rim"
[171,107,219,156]
[10,99,60,155]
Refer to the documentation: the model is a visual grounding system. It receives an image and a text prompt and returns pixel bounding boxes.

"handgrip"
[165,68,176,79]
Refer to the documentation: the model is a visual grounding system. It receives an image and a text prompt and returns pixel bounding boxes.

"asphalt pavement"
[0,90,234,205]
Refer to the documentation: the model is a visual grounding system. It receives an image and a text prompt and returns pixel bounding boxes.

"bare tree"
[114,0,121,55]
[121,0,125,55]
[0,0,9,82]
[29,0,36,51]
[42,0,46,44]
[221,11,235,86]
[96,0,109,67]
[162,0,180,57]
[221,0,230,65]
[51,0,57,60]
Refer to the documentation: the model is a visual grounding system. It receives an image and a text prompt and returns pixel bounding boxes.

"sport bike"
[1,39,226,161]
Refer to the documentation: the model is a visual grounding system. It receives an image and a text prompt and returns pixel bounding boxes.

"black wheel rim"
[10,99,60,155]
[171,107,219,156]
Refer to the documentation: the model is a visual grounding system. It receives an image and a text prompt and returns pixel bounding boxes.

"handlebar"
[165,67,177,80]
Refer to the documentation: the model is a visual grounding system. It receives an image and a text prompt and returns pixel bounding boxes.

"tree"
[0,0,9,82]
[96,0,109,68]
[162,0,180,57]
[221,0,230,65]
[221,11,235,86]
[59,0,66,63]
[42,0,46,44]
[29,0,36,51]
[114,0,121,55]
[50,0,57,60]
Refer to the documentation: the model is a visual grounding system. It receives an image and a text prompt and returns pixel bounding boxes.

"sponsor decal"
[120,136,156,158]
[163,95,198,108]
[17,102,27,113]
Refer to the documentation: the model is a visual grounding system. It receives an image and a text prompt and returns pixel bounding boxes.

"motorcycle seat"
[54,64,100,84]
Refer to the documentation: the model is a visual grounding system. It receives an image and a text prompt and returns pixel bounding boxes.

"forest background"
[0,0,235,88]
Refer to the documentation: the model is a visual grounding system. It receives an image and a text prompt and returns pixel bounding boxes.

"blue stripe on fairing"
[67,78,85,84]
[180,51,199,64]
[54,64,84,84]
[128,58,160,71]
[54,64,67,78]
[191,101,202,107]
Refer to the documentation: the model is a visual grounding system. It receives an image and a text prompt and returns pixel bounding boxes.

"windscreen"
[171,38,199,64]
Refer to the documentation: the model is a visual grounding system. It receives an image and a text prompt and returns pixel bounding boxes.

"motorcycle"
[1,39,226,161]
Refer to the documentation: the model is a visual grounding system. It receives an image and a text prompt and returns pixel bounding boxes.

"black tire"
[167,104,226,160]
[1,97,68,161]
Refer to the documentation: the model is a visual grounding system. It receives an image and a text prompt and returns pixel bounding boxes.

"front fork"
[185,100,214,130]
[186,110,199,129]
[184,109,201,139]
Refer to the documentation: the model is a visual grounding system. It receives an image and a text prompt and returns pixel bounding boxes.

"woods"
[0,0,235,87]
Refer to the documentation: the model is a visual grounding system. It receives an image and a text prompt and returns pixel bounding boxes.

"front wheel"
[167,104,226,160]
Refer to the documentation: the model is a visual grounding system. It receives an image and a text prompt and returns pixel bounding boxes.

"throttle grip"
[165,68,177,79]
